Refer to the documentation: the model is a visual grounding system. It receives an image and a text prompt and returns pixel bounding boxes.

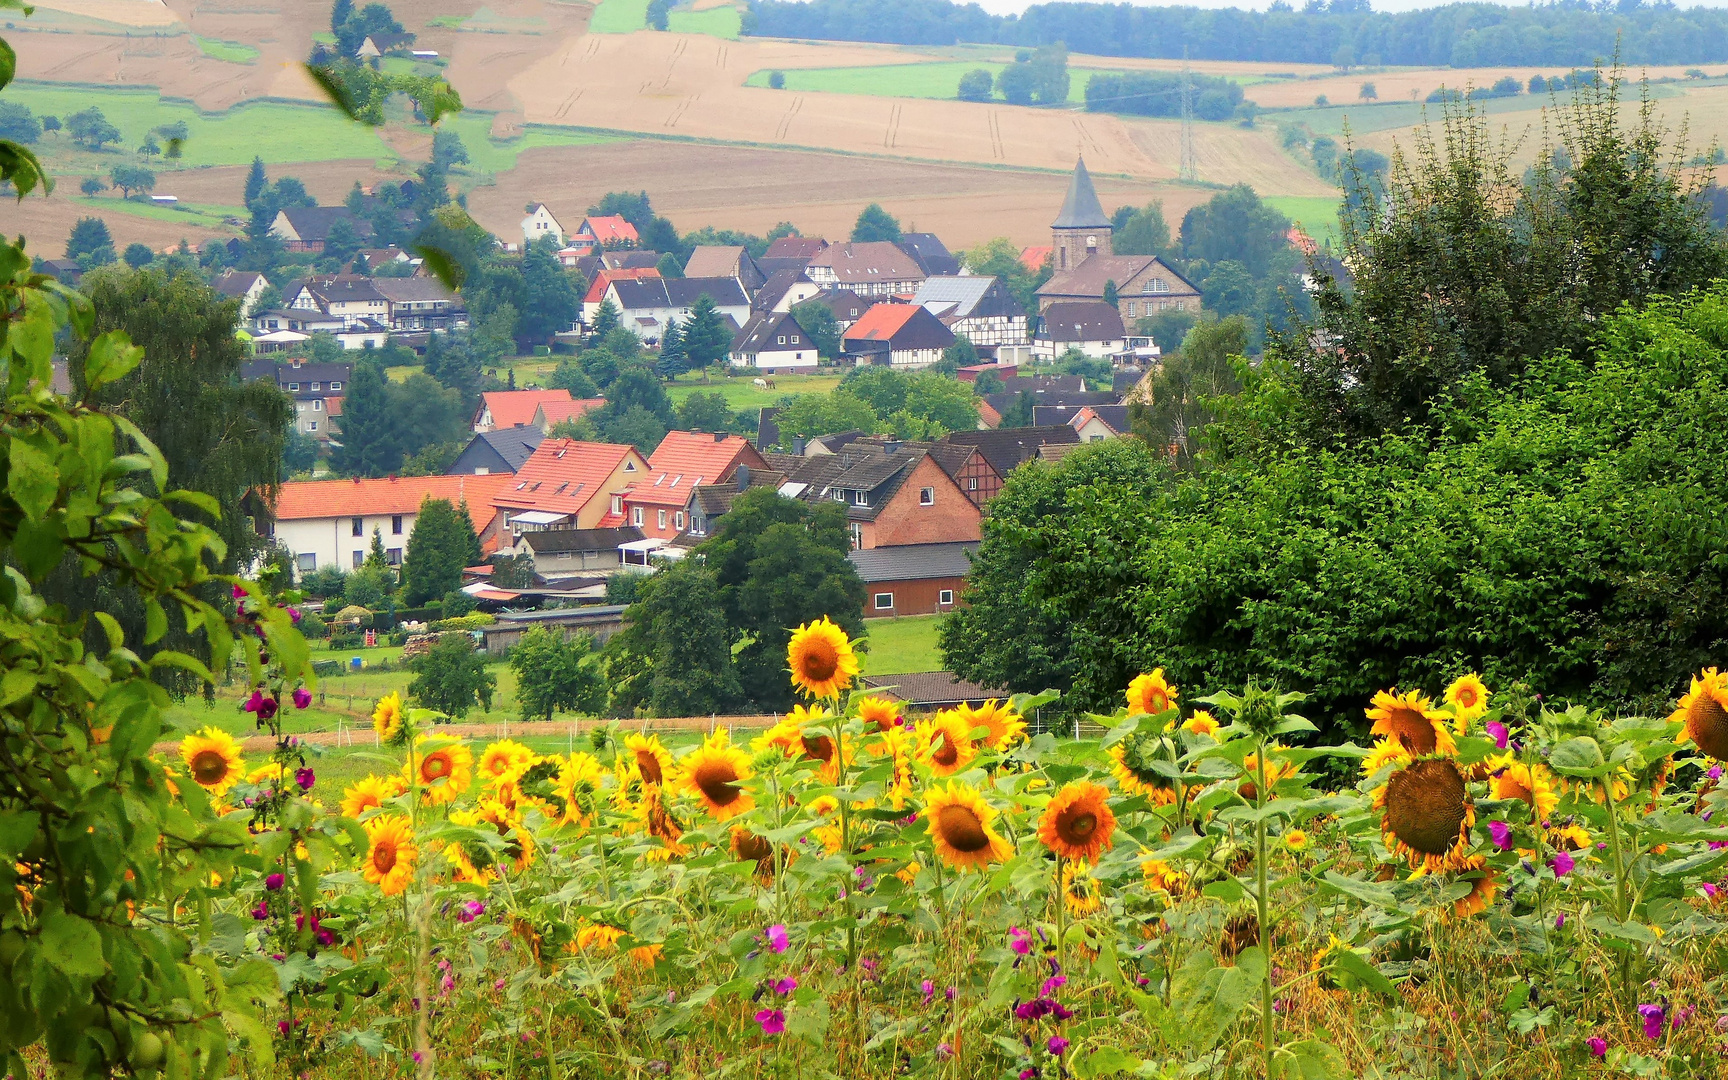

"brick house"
[1035,158,1201,318]
[767,442,981,550]
[848,541,976,617]
[620,431,768,540]
[492,439,649,535]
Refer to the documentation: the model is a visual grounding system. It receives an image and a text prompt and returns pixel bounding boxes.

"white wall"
[274,512,418,576]
[730,347,818,372]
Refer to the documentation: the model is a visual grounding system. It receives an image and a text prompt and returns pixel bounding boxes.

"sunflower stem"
[1053,853,1067,986]
[1601,776,1634,999]
[831,704,862,1058]
[1255,737,1274,1080]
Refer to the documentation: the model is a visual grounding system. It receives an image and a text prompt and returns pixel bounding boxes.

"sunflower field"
[31,603,1716,1080]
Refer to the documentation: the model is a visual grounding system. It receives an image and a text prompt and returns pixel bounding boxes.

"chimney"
[736,464,750,492]
[884,440,901,455]
[713,431,726,443]
[793,437,807,455]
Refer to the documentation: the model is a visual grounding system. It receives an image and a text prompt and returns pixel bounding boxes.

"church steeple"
[1051,157,1111,271]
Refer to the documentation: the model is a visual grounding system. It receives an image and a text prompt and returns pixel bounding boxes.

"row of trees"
[749,0,1728,67]
[956,45,1070,106]
[942,78,1728,734]
[773,364,981,442]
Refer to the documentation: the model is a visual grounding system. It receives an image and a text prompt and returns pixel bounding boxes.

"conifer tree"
[331,359,402,476]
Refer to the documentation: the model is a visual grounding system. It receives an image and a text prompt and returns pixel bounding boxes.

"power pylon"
[1179,49,1198,183]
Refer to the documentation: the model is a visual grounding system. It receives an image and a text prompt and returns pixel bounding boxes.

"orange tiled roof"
[842,302,920,343]
[1020,246,1053,274]
[537,398,606,427]
[647,430,755,478]
[582,215,639,245]
[492,439,646,517]
[270,474,514,525]
[623,471,705,508]
[583,267,659,305]
[481,390,573,429]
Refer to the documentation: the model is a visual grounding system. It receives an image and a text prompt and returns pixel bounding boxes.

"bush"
[329,632,366,650]
[442,588,478,617]
[957,68,993,102]
[430,612,496,632]
[299,610,329,639]
[768,70,785,89]
[408,633,496,718]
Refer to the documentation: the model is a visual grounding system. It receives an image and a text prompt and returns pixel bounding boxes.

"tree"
[789,299,841,358]
[775,390,880,441]
[939,335,979,375]
[79,176,105,196]
[387,373,469,462]
[431,128,469,170]
[509,626,605,720]
[409,635,496,718]
[997,61,1035,105]
[655,250,684,279]
[676,389,737,432]
[590,297,621,338]
[331,0,354,32]
[491,552,537,589]
[243,155,267,208]
[656,318,688,379]
[323,216,363,265]
[154,120,189,143]
[900,371,980,433]
[1113,202,1172,258]
[1180,184,1291,279]
[972,368,1005,394]
[549,355,599,397]
[647,0,673,30]
[138,134,161,157]
[65,106,120,149]
[680,294,731,370]
[335,1,406,57]
[1027,42,1070,105]
[331,358,401,476]
[851,203,902,243]
[619,560,743,716]
[110,163,154,199]
[401,497,472,604]
[122,242,155,269]
[1198,260,1257,319]
[1102,279,1119,307]
[517,235,579,344]
[0,101,39,142]
[1127,314,1248,462]
[344,564,389,610]
[282,425,318,477]
[65,217,115,266]
[769,69,786,89]
[1359,81,1377,100]
[957,68,994,101]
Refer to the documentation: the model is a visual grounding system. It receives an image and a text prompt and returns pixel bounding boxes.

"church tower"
[1051,156,1111,272]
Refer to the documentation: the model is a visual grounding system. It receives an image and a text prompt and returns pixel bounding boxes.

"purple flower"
[1052,1002,1074,1021]
[278,1020,291,1035]
[1704,883,1719,899]
[1711,765,1724,781]
[244,689,265,713]
[458,900,485,923]
[1639,1004,1666,1040]
[287,606,301,624]
[936,1042,952,1059]
[1586,1037,1607,1058]
[1555,913,1566,929]
[265,872,285,891]
[233,584,247,600]
[293,687,312,709]
[1489,821,1512,851]
[295,768,316,792]
[754,1008,785,1035]
[1019,1071,1037,1080]
[411,1051,423,1065]
[257,696,278,721]
[1009,926,1032,955]
[1715,1015,1728,1033]
[765,924,788,954]
[921,979,936,1004]
[1040,974,1066,996]
[945,985,957,1001]
[771,977,798,995]
[251,899,270,920]
[1672,1006,1696,1031]
[1552,851,1575,877]
[1485,720,1509,750]
[1046,1036,1070,1056]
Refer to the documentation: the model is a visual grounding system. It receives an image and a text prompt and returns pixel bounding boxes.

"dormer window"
[852,490,868,506]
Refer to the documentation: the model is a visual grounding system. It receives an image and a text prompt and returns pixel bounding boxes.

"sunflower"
[1182,710,1220,737]
[1487,754,1559,820]
[958,699,1027,752]
[1373,757,1475,875]
[787,616,860,700]
[730,827,777,877]
[575,923,661,967]
[856,694,902,732]
[916,710,978,777]
[551,752,607,826]
[924,782,1012,872]
[1061,860,1103,916]
[1283,829,1310,852]
[1038,781,1116,863]
[1444,674,1491,733]
[476,740,536,789]
[1548,822,1592,852]
[179,728,245,794]
[679,728,755,821]
[1365,689,1458,758]
[1451,860,1500,919]
[625,733,675,786]
[362,816,417,896]
[775,704,851,781]
[636,786,689,860]
[413,738,473,806]
[1126,669,1178,717]
[1360,738,1414,777]
[372,691,405,744]
[1108,731,1181,804]
[444,841,492,886]
[341,774,395,819]
[1140,858,1186,896]
[452,798,536,873]
[1670,668,1728,760]
[245,762,284,786]
[869,726,917,808]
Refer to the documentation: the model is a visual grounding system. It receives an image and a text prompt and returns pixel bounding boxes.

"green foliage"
[768,68,786,89]
[1128,315,1248,463]
[401,497,471,605]
[342,565,389,610]
[121,242,154,269]
[548,355,599,397]
[681,294,732,371]
[407,634,495,717]
[956,67,993,101]
[64,106,119,150]
[508,626,605,721]
[301,564,348,598]
[0,101,38,143]
[676,389,740,433]
[1113,201,1173,260]
[64,217,114,267]
[330,359,397,475]
[1180,185,1291,280]
[850,203,902,244]
[618,559,743,716]
[961,236,1050,316]
[789,298,841,359]
[773,388,881,441]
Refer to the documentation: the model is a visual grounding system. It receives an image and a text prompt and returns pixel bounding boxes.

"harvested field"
[31,0,182,28]
[1243,63,1726,109]
[3,193,230,257]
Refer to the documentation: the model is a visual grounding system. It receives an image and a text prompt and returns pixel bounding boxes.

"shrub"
[429,612,495,632]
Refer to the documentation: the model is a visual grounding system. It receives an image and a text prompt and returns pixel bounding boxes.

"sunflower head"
[924,781,1011,872]
[551,752,608,826]
[1182,710,1221,737]
[1451,859,1500,919]
[1126,669,1178,717]
[1038,781,1116,863]
[1366,689,1458,758]
[1671,668,1728,760]
[856,695,903,732]
[476,740,536,789]
[916,711,978,777]
[1108,729,1182,803]
[1061,860,1103,917]
[179,728,245,795]
[452,798,536,873]
[1140,857,1186,896]
[362,815,417,895]
[679,728,755,821]
[413,738,474,806]
[341,774,395,819]
[1444,674,1491,733]
[1487,754,1559,820]
[787,617,859,700]
[624,733,675,787]
[958,699,1026,752]
[1283,828,1310,852]
[1375,757,1475,874]
[372,691,407,745]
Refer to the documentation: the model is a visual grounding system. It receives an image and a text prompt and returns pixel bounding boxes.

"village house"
[213,269,270,319]
[581,266,661,326]
[519,204,565,248]
[842,303,955,370]
[767,441,982,550]
[512,526,646,582]
[758,235,828,277]
[619,431,768,540]
[945,426,1083,481]
[842,435,1002,507]
[562,215,640,258]
[448,425,545,475]
[913,276,1029,350]
[283,276,390,329]
[241,359,349,439]
[752,270,821,314]
[531,397,606,433]
[895,233,961,277]
[604,277,751,343]
[729,310,820,372]
[369,277,468,332]
[858,671,1009,711]
[249,306,386,351]
[1033,301,1128,360]
[1034,404,1131,442]
[1035,159,1202,318]
[492,439,648,536]
[803,288,872,330]
[472,389,576,433]
[270,207,374,254]
[684,245,767,296]
[848,541,977,618]
[260,473,514,574]
[805,241,927,297]
[569,249,660,276]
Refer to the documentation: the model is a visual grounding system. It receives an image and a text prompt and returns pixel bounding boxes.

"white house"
[914,275,1029,349]
[520,204,565,248]
[605,277,751,343]
[1032,301,1126,361]
[729,311,819,372]
[261,474,516,575]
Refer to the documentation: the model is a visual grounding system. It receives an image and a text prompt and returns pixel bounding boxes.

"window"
[776,335,786,345]
[657,509,667,529]
[288,382,300,391]
[352,550,364,568]
[938,589,954,606]
[874,593,894,611]
[330,381,342,390]
[1090,434,1106,442]
[297,553,317,572]
[674,511,685,530]
[308,421,317,432]
[351,517,363,537]
[849,521,863,548]
[919,486,935,506]
[632,507,644,526]
[392,515,404,535]
[313,400,322,411]
[387,548,402,566]
[1143,278,1170,294]
[968,477,978,491]
[832,489,845,502]
[611,495,623,514]
[852,490,868,506]
[790,335,800,344]
[311,382,321,391]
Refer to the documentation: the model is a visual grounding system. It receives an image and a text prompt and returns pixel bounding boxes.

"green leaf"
[0,809,36,859]
[1548,737,1608,777]
[7,436,57,522]
[0,140,50,199]
[1330,948,1397,997]
[1272,1039,1347,1080]
[40,912,106,979]
[1073,1046,1140,1077]
[1500,981,1531,1014]
[0,36,14,92]
[94,611,125,652]
[83,331,143,390]
[1318,871,1400,912]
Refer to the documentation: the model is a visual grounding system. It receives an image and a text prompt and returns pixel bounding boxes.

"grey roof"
[520,527,642,554]
[945,426,1082,477]
[756,406,782,449]
[914,274,1026,322]
[731,311,811,354]
[213,270,266,297]
[754,269,813,312]
[297,275,387,306]
[983,389,1119,416]
[897,233,961,277]
[810,288,872,322]
[858,670,1007,708]
[1033,404,1131,432]
[808,241,926,286]
[847,541,977,583]
[370,277,461,304]
[764,236,829,259]
[1053,157,1110,230]
[241,360,351,396]
[611,276,750,310]
[463,425,545,472]
[1039,301,1126,343]
[278,207,374,245]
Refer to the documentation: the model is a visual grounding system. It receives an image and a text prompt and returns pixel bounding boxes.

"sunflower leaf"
[1547,736,1609,777]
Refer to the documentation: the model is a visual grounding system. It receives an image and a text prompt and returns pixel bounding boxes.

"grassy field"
[663,371,844,410]
[589,0,648,34]
[667,6,742,39]
[72,195,245,228]
[859,614,945,675]
[192,37,259,64]
[743,62,1266,103]
[1265,194,1342,248]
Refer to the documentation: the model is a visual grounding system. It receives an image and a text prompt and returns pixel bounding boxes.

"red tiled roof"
[481,390,573,429]
[1286,227,1318,256]
[492,439,646,517]
[647,430,755,478]
[326,395,344,417]
[582,216,639,245]
[623,472,704,508]
[537,398,606,427]
[583,267,659,305]
[842,302,920,343]
[270,474,514,524]
[1019,246,1052,274]
[593,510,627,528]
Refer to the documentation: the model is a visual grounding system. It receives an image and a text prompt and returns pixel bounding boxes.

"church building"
[1035,158,1201,321]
